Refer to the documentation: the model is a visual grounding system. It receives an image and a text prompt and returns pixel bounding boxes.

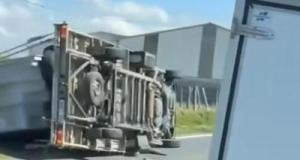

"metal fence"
[173,77,221,109]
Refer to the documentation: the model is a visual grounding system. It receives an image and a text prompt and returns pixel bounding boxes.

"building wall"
[99,24,231,80]
[144,34,159,55]
[212,28,231,79]
[119,36,145,51]
[156,27,203,77]
[198,24,217,79]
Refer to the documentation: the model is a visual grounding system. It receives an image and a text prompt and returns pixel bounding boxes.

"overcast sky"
[0,0,235,51]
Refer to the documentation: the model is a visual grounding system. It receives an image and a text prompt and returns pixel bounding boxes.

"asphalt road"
[0,136,212,160]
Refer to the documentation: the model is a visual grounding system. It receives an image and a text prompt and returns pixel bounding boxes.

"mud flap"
[137,135,166,156]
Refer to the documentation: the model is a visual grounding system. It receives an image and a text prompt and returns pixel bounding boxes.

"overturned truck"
[0,23,180,154]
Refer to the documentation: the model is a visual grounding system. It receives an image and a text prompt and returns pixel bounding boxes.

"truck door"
[211,1,300,160]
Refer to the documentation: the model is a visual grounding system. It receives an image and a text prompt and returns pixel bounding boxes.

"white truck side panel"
[226,6,300,160]
[211,1,300,160]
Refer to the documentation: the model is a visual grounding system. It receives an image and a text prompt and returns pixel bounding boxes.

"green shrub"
[175,107,216,136]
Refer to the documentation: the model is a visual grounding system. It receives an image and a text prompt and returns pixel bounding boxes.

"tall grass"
[175,107,216,136]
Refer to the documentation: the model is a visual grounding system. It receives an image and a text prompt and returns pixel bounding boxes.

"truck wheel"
[162,139,181,148]
[86,72,104,106]
[102,128,123,140]
[104,47,128,60]
[86,128,100,140]
[165,70,181,82]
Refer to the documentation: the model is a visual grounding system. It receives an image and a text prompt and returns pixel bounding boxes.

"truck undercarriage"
[0,23,180,154]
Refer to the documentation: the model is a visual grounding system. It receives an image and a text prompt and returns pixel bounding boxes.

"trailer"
[0,23,180,154]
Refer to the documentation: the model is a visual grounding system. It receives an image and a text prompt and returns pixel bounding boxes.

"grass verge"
[175,107,216,136]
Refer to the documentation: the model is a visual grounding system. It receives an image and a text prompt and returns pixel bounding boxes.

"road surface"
[0,135,212,160]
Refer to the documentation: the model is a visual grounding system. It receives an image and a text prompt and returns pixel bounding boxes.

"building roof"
[120,22,230,39]
[91,32,126,44]
[92,22,230,41]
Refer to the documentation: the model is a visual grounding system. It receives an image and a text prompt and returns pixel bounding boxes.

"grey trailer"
[211,0,300,160]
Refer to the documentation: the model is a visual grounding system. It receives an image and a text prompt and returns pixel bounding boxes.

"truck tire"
[165,70,181,82]
[86,71,105,106]
[104,47,128,60]
[102,128,123,140]
[86,128,100,140]
[162,139,181,148]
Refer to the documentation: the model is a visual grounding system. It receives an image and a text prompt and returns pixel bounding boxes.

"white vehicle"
[211,0,300,160]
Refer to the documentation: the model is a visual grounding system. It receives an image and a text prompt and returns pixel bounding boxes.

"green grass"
[175,107,216,136]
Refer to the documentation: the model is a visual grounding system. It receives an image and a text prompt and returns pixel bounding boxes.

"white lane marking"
[176,134,213,140]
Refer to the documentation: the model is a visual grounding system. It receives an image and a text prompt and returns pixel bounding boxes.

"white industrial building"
[93,23,231,80]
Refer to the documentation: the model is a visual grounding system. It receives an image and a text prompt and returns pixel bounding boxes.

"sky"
[0,0,236,51]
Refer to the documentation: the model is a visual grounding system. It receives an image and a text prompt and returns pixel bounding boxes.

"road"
[0,135,212,160]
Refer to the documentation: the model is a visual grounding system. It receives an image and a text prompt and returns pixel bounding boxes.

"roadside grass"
[175,107,216,136]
